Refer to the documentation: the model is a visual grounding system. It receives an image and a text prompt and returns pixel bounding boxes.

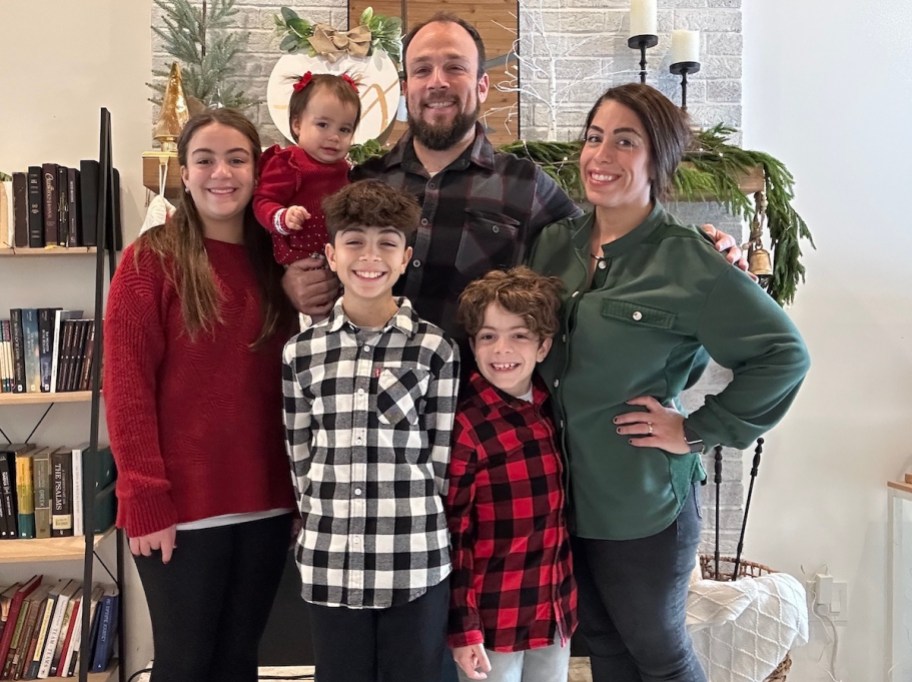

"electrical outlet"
[805,574,848,624]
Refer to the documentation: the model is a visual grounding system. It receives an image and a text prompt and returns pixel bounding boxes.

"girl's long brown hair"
[136,108,293,347]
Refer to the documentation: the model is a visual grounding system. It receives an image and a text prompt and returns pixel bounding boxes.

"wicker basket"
[698,555,793,682]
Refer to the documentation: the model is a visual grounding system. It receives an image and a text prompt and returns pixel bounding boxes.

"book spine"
[37,308,57,393]
[71,447,84,537]
[41,163,58,247]
[2,599,30,678]
[15,454,35,539]
[20,309,40,394]
[79,160,98,248]
[11,598,41,680]
[12,173,28,248]
[50,450,73,537]
[78,323,96,392]
[90,595,114,673]
[67,168,81,247]
[31,449,51,540]
[0,456,16,538]
[25,597,55,680]
[0,319,9,393]
[36,593,68,679]
[26,167,43,248]
[55,165,68,247]
[9,310,26,394]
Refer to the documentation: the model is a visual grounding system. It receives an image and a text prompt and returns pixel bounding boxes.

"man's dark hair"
[402,12,486,79]
[323,180,421,241]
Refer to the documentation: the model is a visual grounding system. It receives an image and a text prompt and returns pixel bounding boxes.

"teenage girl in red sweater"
[104,108,296,682]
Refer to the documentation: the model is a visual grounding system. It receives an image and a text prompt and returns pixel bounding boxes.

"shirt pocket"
[455,211,522,279]
[376,367,431,427]
[600,299,677,330]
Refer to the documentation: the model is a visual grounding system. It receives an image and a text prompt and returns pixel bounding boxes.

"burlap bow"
[308,24,371,62]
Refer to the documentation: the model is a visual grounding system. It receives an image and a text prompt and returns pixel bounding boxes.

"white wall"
[744,2,912,680]
[0,0,154,675]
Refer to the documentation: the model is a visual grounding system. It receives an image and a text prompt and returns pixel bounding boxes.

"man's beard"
[408,100,480,151]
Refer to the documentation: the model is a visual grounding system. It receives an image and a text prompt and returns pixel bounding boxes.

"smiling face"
[403,20,490,151]
[471,302,552,398]
[293,87,358,164]
[179,122,256,239]
[580,99,654,214]
[325,225,412,307]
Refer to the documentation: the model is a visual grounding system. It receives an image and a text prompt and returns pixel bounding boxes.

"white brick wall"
[150,0,746,553]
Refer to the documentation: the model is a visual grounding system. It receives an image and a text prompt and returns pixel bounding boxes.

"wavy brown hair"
[458,266,564,341]
[136,108,293,346]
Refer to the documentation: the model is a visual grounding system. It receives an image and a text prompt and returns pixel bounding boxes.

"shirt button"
[412,259,421,268]
[354,488,363,496]
[364,345,372,351]
[632,311,643,321]
[571,291,580,298]
[492,225,500,234]
[553,379,560,388]
[561,334,567,343]
[597,260,607,270]
[428,182,436,189]
[421,218,429,226]
[560,419,565,429]
[357,388,365,395]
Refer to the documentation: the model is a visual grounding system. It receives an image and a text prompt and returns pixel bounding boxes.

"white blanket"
[687,573,808,682]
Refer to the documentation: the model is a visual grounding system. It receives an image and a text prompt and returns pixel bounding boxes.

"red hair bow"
[293,71,314,92]
[341,73,359,92]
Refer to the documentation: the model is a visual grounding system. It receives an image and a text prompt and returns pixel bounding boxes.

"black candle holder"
[627,34,659,84]
[669,60,701,110]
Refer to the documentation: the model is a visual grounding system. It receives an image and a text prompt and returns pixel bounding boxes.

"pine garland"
[149,0,256,110]
[274,7,403,64]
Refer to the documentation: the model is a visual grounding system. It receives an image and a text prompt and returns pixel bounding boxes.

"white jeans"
[457,642,571,682]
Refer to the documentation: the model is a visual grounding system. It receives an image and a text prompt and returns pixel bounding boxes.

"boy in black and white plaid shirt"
[282,180,460,682]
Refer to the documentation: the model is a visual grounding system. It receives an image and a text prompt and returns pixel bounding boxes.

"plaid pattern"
[446,372,577,652]
[352,124,581,342]
[283,297,460,609]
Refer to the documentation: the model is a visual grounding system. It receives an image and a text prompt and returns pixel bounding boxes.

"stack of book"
[0,310,98,395]
[0,575,119,678]
[0,443,116,540]
[3,163,122,251]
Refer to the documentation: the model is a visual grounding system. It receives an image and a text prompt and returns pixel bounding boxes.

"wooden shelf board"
[142,152,182,200]
[0,391,95,405]
[888,480,912,495]
[0,247,97,257]
[40,660,117,682]
[0,527,114,563]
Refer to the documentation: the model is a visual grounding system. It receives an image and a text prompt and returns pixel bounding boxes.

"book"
[14,449,35,538]
[72,444,117,536]
[78,321,97,391]
[25,167,43,248]
[37,307,60,393]
[0,576,42,676]
[50,449,73,537]
[65,584,103,679]
[66,168,81,248]
[0,319,10,393]
[24,579,67,680]
[41,163,58,247]
[50,310,83,394]
[36,579,76,678]
[90,586,118,673]
[49,586,81,677]
[5,584,49,680]
[55,165,69,247]
[14,586,46,680]
[9,309,26,394]
[30,447,54,539]
[11,173,28,248]
[0,444,35,538]
[79,161,122,250]
[0,585,18,653]
[68,320,91,393]
[20,308,40,394]
[1,588,34,678]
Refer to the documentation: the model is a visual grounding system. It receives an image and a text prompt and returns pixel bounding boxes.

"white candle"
[671,29,700,64]
[630,0,657,37]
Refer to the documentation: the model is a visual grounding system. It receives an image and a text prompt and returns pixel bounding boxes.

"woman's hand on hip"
[129,525,177,563]
[615,396,690,455]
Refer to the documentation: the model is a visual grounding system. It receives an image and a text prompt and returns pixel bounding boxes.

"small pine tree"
[149,0,256,110]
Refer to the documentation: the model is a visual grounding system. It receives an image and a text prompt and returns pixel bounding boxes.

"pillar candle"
[630,0,657,37]
[671,29,700,64]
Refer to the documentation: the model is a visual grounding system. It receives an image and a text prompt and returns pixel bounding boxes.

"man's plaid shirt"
[282,297,460,608]
[446,372,577,652]
[352,124,581,343]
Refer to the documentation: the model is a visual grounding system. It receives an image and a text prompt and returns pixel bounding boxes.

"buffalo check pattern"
[282,297,460,609]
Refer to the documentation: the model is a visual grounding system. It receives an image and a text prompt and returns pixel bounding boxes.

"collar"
[573,202,670,258]
[325,296,418,338]
[467,371,549,410]
[383,122,496,175]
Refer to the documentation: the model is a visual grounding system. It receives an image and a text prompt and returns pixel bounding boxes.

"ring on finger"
[647,421,654,435]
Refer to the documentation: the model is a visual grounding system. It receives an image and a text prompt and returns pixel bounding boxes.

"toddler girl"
[254,72,361,265]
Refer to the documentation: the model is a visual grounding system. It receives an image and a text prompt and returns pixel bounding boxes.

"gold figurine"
[153,62,190,152]
[747,191,773,282]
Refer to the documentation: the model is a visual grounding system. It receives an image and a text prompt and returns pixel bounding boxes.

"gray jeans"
[456,642,570,682]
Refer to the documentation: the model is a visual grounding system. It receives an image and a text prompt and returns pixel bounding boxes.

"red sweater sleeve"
[446,414,485,649]
[103,245,177,537]
[253,145,300,233]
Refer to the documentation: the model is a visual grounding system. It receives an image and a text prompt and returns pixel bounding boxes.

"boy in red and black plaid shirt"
[447,266,577,682]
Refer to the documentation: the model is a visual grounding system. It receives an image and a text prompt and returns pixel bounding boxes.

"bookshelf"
[0,109,125,682]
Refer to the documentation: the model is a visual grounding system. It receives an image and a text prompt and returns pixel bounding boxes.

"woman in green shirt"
[527,83,809,682]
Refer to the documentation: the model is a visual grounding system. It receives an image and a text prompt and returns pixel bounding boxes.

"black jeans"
[573,488,707,682]
[307,578,449,682]
[134,514,292,682]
